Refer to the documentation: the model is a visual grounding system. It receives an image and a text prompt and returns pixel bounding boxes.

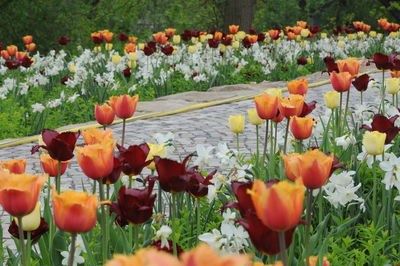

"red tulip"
[352,74,373,92]
[117,144,151,176]
[361,114,400,144]
[102,157,122,185]
[330,71,352,92]
[108,94,138,119]
[161,45,174,56]
[186,169,215,198]
[118,33,128,42]
[208,39,219,48]
[95,103,115,126]
[299,100,317,117]
[58,36,70,45]
[154,155,192,193]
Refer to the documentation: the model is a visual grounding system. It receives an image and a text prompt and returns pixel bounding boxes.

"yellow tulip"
[188,45,196,54]
[69,65,75,73]
[338,36,344,41]
[93,46,102,53]
[146,143,167,170]
[232,41,240,49]
[386,78,400,94]
[191,37,199,44]
[199,35,208,43]
[296,35,301,42]
[369,31,377,37]
[362,131,386,155]
[377,33,383,39]
[220,44,226,53]
[389,32,398,39]
[300,29,310,38]
[111,55,121,65]
[138,43,145,50]
[228,115,245,134]
[247,109,263,126]
[172,35,181,44]
[324,91,340,109]
[128,60,136,68]
[337,40,345,48]
[348,34,356,40]
[105,43,113,51]
[307,57,314,64]
[321,33,327,39]
[129,52,137,61]
[357,32,366,38]
[264,88,282,98]
[14,202,41,231]
[236,31,246,40]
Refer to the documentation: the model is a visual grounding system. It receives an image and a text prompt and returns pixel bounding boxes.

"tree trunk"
[223,0,256,32]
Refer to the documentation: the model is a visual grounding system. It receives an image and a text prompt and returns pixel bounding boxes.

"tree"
[223,0,257,32]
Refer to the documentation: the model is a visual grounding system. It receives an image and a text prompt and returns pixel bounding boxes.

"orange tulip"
[290,116,315,139]
[39,154,69,177]
[248,35,258,43]
[330,71,352,92]
[25,43,36,52]
[268,30,280,40]
[288,78,308,95]
[281,153,301,181]
[229,25,239,34]
[297,21,307,29]
[214,31,223,41]
[287,32,295,40]
[22,35,33,45]
[390,70,400,78]
[248,179,305,232]
[76,139,115,179]
[82,127,113,145]
[378,18,389,30]
[278,94,304,118]
[106,249,181,266]
[95,103,115,125]
[336,58,362,77]
[254,93,279,119]
[1,50,10,60]
[0,170,46,217]
[108,94,139,119]
[272,110,284,123]
[124,43,136,53]
[153,32,168,44]
[298,149,333,189]
[128,36,138,43]
[1,159,26,174]
[165,28,176,38]
[103,31,113,42]
[16,51,26,60]
[292,26,302,35]
[52,188,98,233]
[7,45,17,57]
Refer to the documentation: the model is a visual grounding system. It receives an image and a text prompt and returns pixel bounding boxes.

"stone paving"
[0,70,390,248]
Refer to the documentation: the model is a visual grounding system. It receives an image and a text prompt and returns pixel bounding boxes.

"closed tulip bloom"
[111,55,121,65]
[330,71,352,92]
[82,127,113,145]
[1,50,10,60]
[76,140,115,179]
[298,150,334,189]
[1,159,26,174]
[118,144,151,176]
[22,35,33,45]
[254,93,279,119]
[336,58,362,77]
[52,188,98,233]
[290,116,315,139]
[7,45,17,56]
[146,143,167,170]
[229,25,239,34]
[14,202,41,231]
[95,103,115,126]
[16,51,26,60]
[281,153,302,181]
[228,115,245,134]
[362,131,386,155]
[288,78,308,95]
[172,35,181,44]
[249,179,305,232]
[386,78,399,94]
[39,154,69,177]
[324,91,340,109]
[25,43,36,52]
[109,94,139,119]
[0,171,46,217]
[105,249,181,266]
[278,94,304,118]
[247,109,263,126]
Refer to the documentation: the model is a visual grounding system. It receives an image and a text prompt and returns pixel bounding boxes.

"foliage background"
[0,0,399,52]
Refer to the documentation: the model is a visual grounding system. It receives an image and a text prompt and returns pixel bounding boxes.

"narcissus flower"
[386,78,399,94]
[118,143,151,176]
[361,114,399,144]
[248,179,305,232]
[82,127,113,145]
[52,188,98,233]
[228,115,245,134]
[1,159,26,174]
[155,155,192,193]
[254,93,279,119]
[290,116,315,140]
[324,91,340,109]
[109,94,139,119]
[0,170,46,217]
[247,109,263,126]
[288,78,308,95]
[362,131,386,155]
[39,154,69,177]
[336,58,362,77]
[278,94,304,118]
[330,71,352,92]
[95,103,115,126]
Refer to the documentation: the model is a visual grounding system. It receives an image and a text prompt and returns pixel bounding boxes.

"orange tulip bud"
[299,149,334,189]
[229,25,239,34]
[0,170,46,217]
[128,36,137,43]
[287,32,295,40]
[52,188,98,233]
[248,179,305,232]
[214,31,223,41]
[22,35,33,45]
[39,154,69,177]
[297,21,307,29]
[16,51,26,60]
[7,45,17,57]
[254,93,279,119]
[330,71,352,92]
[1,159,26,174]
[336,58,362,77]
[95,103,115,126]
[268,30,280,40]
[164,28,176,38]
[108,94,139,119]
[281,153,301,181]
[288,78,308,95]
[124,43,136,54]
[106,249,181,266]
[278,94,304,118]
[290,116,316,139]
[1,50,10,60]
[82,127,113,145]
[25,43,36,52]
[153,32,168,44]
[103,32,113,42]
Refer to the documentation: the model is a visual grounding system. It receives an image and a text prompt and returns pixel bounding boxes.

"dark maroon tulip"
[249,28,257,35]
[123,67,131,77]
[0,42,3,51]
[147,41,156,49]
[299,101,317,117]
[143,46,156,56]
[109,179,156,226]
[297,57,307,65]
[103,157,123,185]
[208,39,219,49]
[161,45,174,56]
[181,30,192,42]
[191,30,200,38]
[331,155,346,175]
[242,37,252,49]
[186,169,215,198]
[352,74,373,92]
[151,240,184,255]
[332,26,342,35]
[60,76,69,85]
[222,37,233,46]
[58,36,70,45]
[117,144,151,176]
[361,114,400,144]
[118,33,129,42]
[20,56,33,68]
[369,53,398,70]
[309,26,320,34]
[257,33,266,42]
[154,155,192,193]
[8,218,49,244]
[323,56,339,74]
[31,129,80,161]
[344,27,355,34]
[224,181,298,255]
[91,36,103,44]
[5,60,20,70]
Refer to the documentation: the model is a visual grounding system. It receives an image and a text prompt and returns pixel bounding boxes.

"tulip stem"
[256,125,259,161]
[305,188,313,266]
[343,89,350,132]
[274,122,278,154]
[67,233,77,266]
[338,92,343,135]
[158,181,163,213]
[98,179,108,262]
[263,120,269,161]
[372,156,377,225]
[17,216,27,266]
[236,133,240,154]
[278,231,288,266]
[122,119,126,146]
[56,160,61,193]
[381,70,385,115]
[283,118,290,154]
[171,193,178,256]
[196,198,200,244]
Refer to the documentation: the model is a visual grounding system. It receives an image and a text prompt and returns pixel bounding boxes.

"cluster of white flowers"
[61,235,86,266]
[153,225,173,249]
[379,153,400,200]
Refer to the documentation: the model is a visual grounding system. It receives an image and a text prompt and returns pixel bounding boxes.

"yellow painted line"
[0,69,381,149]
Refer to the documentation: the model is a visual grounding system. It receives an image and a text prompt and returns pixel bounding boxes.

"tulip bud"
[105,43,113,51]
[95,103,115,126]
[69,65,75,73]
[146,143,167,170]
[337,40,345,48]
[228,115,245,134]
[369,31,377,37]
[22,35,33,45]
[188,45,196,54]
[290,116,315,140]
[172,35,181,44]
[247,109,263,126]
[321,33,327,39]
[7,45,17,56]
[40,154,69,177]
[362,131,386,155]
[108,94,139,119]
[300,29,310,38]
[386,78,399,94]
[93,46,102,52]
[232,41,240,49]
[14,202,41,231]
[324,91,340,109]
[111,55,121,65]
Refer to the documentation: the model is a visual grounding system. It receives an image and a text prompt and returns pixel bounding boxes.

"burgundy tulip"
[154,155,192,193]
[361,114,400,144]
[147,41,156,49]
[5,60,20,70]
[109,179,156,226]
[151,240,184,255]
[333,26,342,36]
[58,36,70,45]
[331,155,346,175]
[249,28,257,35]
[242,37,252,48]
[143,46,156,56]
[31,129,80,161]
[299,101,317,117]
[91,36,103,45]
[344,27,355,34]
[208,39,219,49]
[117,144,151,176]
[191,30,200,38]
[323,56,339,74]
[297,57,307,65]
[309,26,320,34]
[352,74,373,92]
[123,67,131,77]
[60,76,69,85]
[222,37,233,46]
[118,33,129,42]
[102,157,123,185]
[161,45,174,56]
[186,169,215,198]
[257,33,266,42]
[8,218,49,244]
[181,30,192,42]
[369,53,398,70]
[21,56,33,68]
